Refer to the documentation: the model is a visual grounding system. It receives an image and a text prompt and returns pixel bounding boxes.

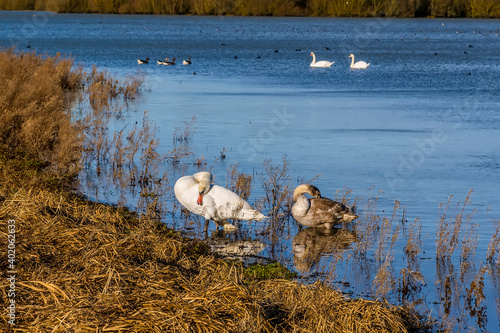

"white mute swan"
[310,52,334,68]
[137,57,149,64]
[292,184,358,228]
[174,171,267,233]
[348,54,370,69]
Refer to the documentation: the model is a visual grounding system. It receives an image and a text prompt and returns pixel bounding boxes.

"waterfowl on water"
[348,53,370,69]
[157,57,169,65]
[310,52,334,68]
[174,171,267,233]
[137,57,149,64]
[291,184,358,228]
[182,57,192,65]
[164,57,176,65]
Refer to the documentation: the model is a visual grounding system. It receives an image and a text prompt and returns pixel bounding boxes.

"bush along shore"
[1,0,500,18]
[0,50,429,331]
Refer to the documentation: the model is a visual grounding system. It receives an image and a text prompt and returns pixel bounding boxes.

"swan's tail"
[342,212,359,223]
[252,211,267,221]
[242,210,267,221]
[234,207,267,221]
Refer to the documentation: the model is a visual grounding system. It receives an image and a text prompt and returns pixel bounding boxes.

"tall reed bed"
[0,49,83,175]
[4,0,500,17]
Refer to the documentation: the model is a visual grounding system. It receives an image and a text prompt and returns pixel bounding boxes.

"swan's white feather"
[174,172,266,226]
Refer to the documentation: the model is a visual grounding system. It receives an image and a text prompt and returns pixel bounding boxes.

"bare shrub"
[226,163,253,201]
[260,156,292,233]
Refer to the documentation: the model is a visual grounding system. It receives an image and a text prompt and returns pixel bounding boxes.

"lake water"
[2,11,500,331]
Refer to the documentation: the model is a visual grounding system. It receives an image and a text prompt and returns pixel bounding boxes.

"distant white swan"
[348,54,370,69]
[183,57,192,65]
[174,171,267,232]
[137,57,149,64]
[310,52,334,68]
[292,184,358,228]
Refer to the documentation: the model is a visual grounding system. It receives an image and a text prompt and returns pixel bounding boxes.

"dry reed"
[0,49,83,174]
[436,190,474,262]
[486,219,500,265]
[173,116,196,143]
[403,218,422,263]
[6,0,500,17]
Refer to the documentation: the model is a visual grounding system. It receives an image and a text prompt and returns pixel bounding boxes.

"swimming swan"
[174,171,267,232]
[310,52,334,68]
[292,184,358,228]
[348,54,370,69]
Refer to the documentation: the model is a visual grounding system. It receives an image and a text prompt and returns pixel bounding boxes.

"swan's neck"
[293,184,318,202]
[310,53,316,65]
[193,172,212,194]
[293,194,310,216]
[350,55,355,67]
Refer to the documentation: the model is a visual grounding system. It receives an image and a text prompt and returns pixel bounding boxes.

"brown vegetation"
[0,48,426,332]
[0,49,83,175]
[0,185,425,332]
[1,0,500,17]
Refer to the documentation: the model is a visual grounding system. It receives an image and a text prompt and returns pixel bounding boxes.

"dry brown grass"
[173,116,196,143]
[0,49,84,174]
[486,219,500,265]
[403,218,422,262]
[0,187,425,332]
[436,190,474,262]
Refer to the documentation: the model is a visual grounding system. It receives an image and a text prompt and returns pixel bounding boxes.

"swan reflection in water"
[292,227,356,274]
[207,230,266,260]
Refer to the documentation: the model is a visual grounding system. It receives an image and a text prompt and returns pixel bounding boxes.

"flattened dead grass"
[0,187,424,332]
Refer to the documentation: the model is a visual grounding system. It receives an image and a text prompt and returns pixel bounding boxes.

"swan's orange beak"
[197,192,204,205]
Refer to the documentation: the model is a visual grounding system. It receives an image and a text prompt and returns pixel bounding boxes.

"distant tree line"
[1,0,499,17]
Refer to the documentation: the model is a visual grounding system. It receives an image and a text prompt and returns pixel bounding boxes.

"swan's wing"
[309,197,352,222]
[312,60,333,67]
[208,185,265,221]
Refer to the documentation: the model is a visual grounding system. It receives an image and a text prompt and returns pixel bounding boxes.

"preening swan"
[137,57,149,64]
[174,171,267,233]
[310,52,334,68]
[348,54,370,69]
[291,184,358,228]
